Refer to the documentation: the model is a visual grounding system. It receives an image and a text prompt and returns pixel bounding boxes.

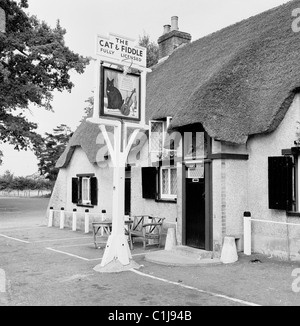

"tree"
[0,169,13,190]
[79,93,94,123]
[138,33,159,68]
[0,0,89,150]
[34,124,73,183]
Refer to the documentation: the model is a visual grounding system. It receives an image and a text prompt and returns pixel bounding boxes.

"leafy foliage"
[79,93,94,122]
[138,33,159,68]
[0,169,52,192]
[0,0,89,150]
[34,124,73,182]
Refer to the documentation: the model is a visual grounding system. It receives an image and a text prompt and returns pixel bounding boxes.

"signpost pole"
[90,33,150,271]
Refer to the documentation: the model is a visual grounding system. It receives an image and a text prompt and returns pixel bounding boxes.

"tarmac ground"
[0,223,300,307]
[1,197,300,308]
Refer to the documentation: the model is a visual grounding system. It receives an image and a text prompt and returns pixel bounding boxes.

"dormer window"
[149,117,173,157]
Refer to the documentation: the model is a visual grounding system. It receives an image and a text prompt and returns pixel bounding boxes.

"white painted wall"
[212,95,300,260]
[48,147,114,231]
[246,95,300,261]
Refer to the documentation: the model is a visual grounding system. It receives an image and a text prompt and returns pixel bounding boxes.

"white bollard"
[220,236,238,264]
[60,208,65,229]
[0,269,5,293]
[243,212,252,256]
[48,207,54,227]
[72,209,77,231]
[100,210,107,236]
[164,228,176,251]
[84,209,89,234]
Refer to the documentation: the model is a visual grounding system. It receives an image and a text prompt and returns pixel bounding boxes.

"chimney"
[163,24,171,34]
[158,16,191,61]
[171,16,178,31]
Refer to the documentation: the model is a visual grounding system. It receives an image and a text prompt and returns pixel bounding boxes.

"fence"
[48,207,107,234]
[0,189,51,197]
[243,212,300,256]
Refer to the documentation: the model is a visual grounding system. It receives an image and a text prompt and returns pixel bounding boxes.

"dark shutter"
[141,167,157,199]
[90,177,98,206]
[72,178,79,204]
[268,156,293,210]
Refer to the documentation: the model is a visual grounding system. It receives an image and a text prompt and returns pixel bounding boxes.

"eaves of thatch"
[146,0,300,144]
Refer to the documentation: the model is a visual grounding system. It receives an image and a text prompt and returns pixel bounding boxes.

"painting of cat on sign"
[101,66,140,121]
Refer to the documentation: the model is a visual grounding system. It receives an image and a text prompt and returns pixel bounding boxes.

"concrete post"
[243,212,252,255]
[72,209,77,231]
[48,207,54,227]
[60,208,65,229]
[84,209,89,233]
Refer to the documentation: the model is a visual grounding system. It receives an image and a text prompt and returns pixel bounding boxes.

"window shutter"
[268,156,293,210]
[90,177,98,206]
[72,178,79,204]
[141,167,157,199]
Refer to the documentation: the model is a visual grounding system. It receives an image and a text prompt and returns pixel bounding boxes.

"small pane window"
[150,120,164,153]
[72,175,97,206]
[170,169,177,195]
[82,177,91,205]
[160,167,177,200]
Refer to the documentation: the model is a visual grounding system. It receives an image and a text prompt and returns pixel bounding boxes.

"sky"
[0,0,292,176]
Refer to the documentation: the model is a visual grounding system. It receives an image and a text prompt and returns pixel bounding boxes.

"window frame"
[72,174,98,207]
[159,166,177,201]
[149,117,172,154]
[81,177,91,205]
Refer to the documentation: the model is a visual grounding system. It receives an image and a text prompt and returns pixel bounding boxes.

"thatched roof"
[56,120,104,168]
[146,0,300,144]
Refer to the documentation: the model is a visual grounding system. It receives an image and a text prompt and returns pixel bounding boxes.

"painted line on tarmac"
[55,243,96,249]
[0,233,30,244]
[46,247,91,261]
[33,236,91,243]
[130,269,262,307]
[0,226,45,232]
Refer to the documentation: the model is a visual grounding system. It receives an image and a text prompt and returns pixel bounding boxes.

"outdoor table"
[92,219,133,249]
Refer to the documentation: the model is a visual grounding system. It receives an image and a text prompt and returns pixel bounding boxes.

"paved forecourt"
[0,224,153,262]
[0,224,264,306]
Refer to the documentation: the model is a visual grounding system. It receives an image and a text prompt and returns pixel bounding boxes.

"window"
[160,166,177,200]
[81,177,91,205]
[184,131,207,160]
[141,166,177,202]
[72,175,98,206]
[149,117,172,154]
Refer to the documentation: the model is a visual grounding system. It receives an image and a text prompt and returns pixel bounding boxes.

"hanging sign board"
[100,66,141,121]
[96,33,147,68]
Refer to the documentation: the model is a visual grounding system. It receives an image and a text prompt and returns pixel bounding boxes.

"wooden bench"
[129,215,165,249]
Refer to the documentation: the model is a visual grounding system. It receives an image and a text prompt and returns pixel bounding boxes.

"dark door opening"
[185,178,205,249]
